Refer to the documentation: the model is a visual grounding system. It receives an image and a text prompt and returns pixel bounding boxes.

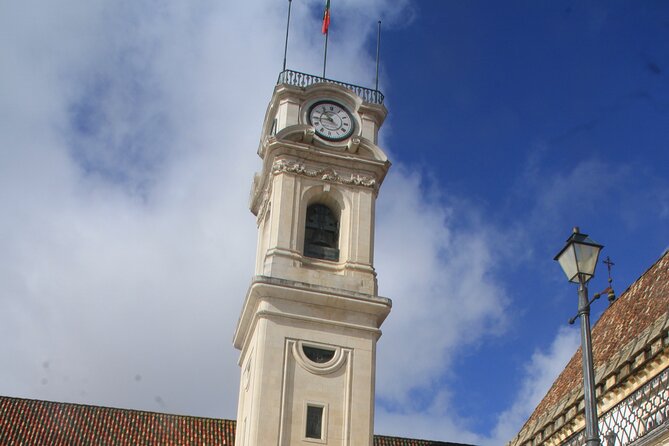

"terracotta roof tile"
[0,396,235,445]
[510,250,669,445]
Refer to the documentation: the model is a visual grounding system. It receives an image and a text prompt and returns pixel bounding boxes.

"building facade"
[508,251,669,446]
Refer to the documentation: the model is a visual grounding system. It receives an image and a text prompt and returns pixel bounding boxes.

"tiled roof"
[509,250,669,445]
[0,396,475,446]
[0,396,235,445]
[374,434,475,446]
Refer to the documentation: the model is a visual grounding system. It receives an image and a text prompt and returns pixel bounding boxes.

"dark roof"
[374,434,476,446]
[1,396,476,446]
[510,250,669,445]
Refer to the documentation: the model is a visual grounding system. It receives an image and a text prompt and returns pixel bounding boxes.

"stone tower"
[233,71,391,446]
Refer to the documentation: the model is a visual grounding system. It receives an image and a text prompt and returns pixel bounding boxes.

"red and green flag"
[321,0,331,34]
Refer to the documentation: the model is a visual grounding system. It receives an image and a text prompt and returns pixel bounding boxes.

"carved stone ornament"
[271,159,377,188]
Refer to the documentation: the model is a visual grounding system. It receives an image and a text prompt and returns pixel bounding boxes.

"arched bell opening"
[303,203,340,262]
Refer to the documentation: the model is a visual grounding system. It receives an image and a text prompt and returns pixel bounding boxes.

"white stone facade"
[234,82,391,446]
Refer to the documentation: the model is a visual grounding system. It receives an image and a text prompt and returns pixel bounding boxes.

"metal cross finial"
[603,256,616,304]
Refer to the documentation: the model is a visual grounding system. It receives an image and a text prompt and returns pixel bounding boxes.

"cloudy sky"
[1,1,668,445]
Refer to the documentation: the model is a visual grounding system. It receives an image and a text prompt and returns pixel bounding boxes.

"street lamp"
[554,227,604,446]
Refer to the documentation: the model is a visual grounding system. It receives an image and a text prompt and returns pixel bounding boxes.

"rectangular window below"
[305,405,323,439]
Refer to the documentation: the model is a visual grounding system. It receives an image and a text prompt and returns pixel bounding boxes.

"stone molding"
[233,276,392,352]
[278,339,355,445]
[292,340,349,376]
[271,159,377,189]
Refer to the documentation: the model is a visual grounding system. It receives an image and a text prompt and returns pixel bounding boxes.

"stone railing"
[277,69,384,105]
[563,366,669,446]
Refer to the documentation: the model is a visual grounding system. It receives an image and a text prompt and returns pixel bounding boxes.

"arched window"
[304,203,339,261]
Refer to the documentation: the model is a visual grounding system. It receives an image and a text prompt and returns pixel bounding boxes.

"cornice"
[271,159,377,189]
[250,132,390,218]
[233,276,392,352]
[260,125,389,164]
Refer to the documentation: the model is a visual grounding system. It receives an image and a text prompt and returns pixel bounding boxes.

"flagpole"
[375,20,381,91]
[282,0,292,72]
[323,31,329,78]
[321,0,330,79]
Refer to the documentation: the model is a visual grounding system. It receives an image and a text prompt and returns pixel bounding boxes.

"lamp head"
[554,227,603,284]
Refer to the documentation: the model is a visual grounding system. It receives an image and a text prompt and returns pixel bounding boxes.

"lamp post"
[554,227,604,446]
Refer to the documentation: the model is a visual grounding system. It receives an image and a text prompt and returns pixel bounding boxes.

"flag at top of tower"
[322,0,331,34]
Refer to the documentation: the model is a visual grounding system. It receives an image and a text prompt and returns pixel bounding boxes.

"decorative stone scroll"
[272,159,377,189]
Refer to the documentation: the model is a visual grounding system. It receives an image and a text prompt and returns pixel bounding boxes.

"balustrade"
[277,69,384,105]
[562,367,669,446]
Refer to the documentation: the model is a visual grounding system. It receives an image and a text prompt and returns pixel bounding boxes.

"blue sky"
[1,1,668,445]
[375,1,669,437]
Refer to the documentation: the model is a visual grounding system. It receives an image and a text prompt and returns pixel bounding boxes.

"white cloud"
[369,165,510,443]
[0,0,287,417]
[375,166,508,406]
[0,0,434,419]
[375,393,481,446]
[487,326,579,445]
[1,1,514,442]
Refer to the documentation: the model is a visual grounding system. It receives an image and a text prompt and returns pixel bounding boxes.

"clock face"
[308,101,355,141]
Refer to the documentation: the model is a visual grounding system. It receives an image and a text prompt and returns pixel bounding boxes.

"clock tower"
[233,71,391,446]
